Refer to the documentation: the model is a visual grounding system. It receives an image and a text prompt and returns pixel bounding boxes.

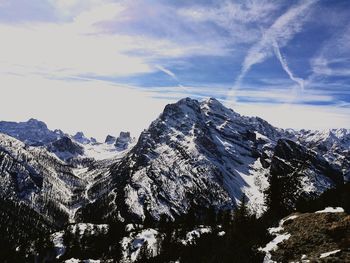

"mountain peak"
[0,118,59,145]
[115,131,133,150]
[105,134,117,144]
[27,118,48,128]
[73,131,92,144]
[203,97,222,106]
[175,97,201,110]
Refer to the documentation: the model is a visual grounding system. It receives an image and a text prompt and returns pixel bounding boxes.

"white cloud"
[0,1,235,81]
[0,73,173,140]
[310,26,350,77]
[178,0,279,44]
[231,102,350,130]
[0,21,154,78]
[49,0,115,19]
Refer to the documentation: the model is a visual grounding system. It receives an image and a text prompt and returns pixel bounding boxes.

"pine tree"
[233,194,249,225]
[137,241,151,262]
[265,170,303,218]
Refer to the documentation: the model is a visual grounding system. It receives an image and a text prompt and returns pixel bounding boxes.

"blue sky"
[0,0,349,139]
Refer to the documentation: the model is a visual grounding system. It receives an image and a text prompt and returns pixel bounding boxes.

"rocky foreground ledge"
[261,207,350,262]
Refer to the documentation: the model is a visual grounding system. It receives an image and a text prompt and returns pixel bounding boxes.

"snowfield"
[260,215,299,263]
[121,228,161,262]
[315,207,344,213]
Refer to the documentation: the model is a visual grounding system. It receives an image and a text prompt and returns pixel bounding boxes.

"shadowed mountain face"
[0,118,64,146]
[0,98,348,226]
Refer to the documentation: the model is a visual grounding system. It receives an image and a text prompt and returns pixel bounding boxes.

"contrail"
[226,0,318,106]
[273,40,304,91]
[155,65,184,88]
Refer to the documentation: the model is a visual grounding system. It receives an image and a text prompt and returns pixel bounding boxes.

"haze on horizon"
[0,0,349,141]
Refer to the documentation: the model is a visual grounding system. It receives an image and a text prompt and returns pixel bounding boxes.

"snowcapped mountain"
[0,118,135,163]
[81,98,347,222]
[296,129,350,181]
[0,98,348,226]
[46,136,85,161]
[0,120,135,224]
[0,133,85,224]
[72,131,97,145]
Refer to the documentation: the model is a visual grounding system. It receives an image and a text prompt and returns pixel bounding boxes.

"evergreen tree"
[265,171,303,218]
[136,241,151,262]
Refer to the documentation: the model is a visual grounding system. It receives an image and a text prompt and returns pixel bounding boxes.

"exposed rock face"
[73,132,94,144]
[269,139,343,193]
[47,136,84,161]
[105,135,117,144]
[297,129,350,181]
[115,131,133,150]
[0,118,64,146]
[0,133,85,224]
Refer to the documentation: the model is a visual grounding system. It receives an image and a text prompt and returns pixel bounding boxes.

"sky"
[0,0,349,140]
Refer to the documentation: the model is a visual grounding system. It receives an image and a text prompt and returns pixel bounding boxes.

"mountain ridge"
[0,97,349,225]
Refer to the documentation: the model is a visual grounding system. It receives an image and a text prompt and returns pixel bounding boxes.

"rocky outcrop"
[73,132,96,145]
[105,135,117,144]
[263,210,350,262]
[115,131,133,150]
[0,118,64,146]
[47,136,84,161]
[269,139,343,192]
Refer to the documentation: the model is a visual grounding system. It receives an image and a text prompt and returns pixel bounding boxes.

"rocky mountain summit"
[0,118,64,146]
[105,135,117,144]
[115,131,134,150]
[82,98,348,222]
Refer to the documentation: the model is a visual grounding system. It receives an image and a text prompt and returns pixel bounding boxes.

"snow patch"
[260,215,298,263]
[121,228,160,262]
[51,231,65,259]
[69,223,109,235]
[315,207,344,213]
[260,233,291,263]
[181,227,212,245]
[319,249,341,258]
[218,231,225,236]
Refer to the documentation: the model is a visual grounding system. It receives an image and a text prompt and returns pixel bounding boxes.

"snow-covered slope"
[0,118,135,163]
[85,98,345,222]
[297,129,350,181]
[0,133,85,224]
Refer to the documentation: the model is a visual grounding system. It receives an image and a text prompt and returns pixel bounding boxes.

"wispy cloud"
[0,0,349,133]
[155,65,184,88]
[178,0,280,45]
[0,1,234,81]
[227,0,318,104]
[310,26,350,78]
